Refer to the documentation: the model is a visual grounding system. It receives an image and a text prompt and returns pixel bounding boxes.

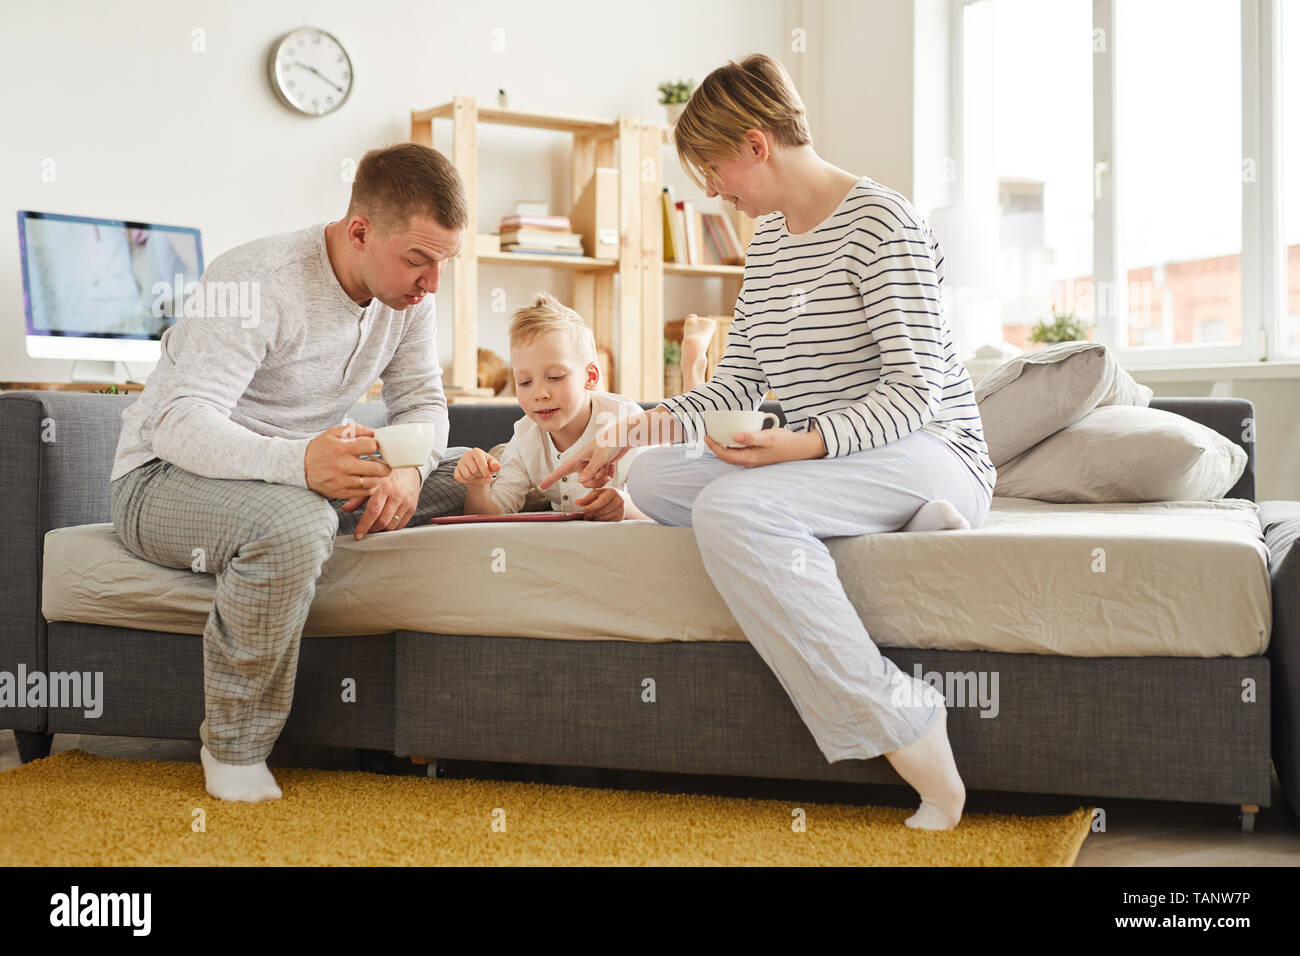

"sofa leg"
[12,730,54,764]
[1238,804,1259,832]
[355,748,424,776]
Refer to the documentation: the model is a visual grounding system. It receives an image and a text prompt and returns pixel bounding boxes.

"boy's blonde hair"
[673,53,812,193]
[508,292,598,366]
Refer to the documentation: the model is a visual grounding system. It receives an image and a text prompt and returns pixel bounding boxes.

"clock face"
[269,28,353,116]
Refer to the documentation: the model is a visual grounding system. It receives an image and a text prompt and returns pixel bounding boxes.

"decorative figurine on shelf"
[498,88,509,108]
[477,348,510,395]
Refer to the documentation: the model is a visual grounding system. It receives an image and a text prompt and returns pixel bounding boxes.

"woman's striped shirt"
[658,175,997,499]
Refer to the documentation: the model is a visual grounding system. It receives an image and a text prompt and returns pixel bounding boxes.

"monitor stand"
[69,360,135,384]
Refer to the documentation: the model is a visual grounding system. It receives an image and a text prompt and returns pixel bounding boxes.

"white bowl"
[701,410,780,448]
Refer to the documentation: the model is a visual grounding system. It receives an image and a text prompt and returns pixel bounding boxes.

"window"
[957,0,1289,367]
[1116,1,1242,350]
[963,0,1094,351]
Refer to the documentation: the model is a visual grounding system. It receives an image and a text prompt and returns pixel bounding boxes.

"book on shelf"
[659,187,744,266]
[675,200,699,264]
[696,211,721,265]
[662,187,686,264]
[717,213,745,264]
[501,246,586,257]
[499,227,584,249]
[703,212,744,265]
[499,213,572,231]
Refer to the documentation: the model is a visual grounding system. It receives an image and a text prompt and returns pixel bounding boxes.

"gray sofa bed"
[2,390,1297,831]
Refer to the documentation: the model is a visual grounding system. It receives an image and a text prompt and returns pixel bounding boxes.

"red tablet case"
[430,512,586,525]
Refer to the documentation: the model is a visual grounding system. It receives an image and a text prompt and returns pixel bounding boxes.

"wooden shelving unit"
[410,98,752,402]
[478,250,618,270]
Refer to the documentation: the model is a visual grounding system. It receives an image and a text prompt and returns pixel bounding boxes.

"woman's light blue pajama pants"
[625,427,993,762]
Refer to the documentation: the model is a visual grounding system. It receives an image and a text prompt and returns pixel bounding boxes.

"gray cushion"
[994,405,1248,502]
[974,342,1153,466]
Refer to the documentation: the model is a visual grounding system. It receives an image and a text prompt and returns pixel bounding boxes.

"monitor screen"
[17,210,203,340]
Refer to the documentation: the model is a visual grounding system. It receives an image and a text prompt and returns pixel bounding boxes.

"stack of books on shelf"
[661,187,745,266]
[499,201,585,257]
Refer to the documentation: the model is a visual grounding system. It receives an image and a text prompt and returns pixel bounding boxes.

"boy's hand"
[454,448,501,487]
[577,487,624,521]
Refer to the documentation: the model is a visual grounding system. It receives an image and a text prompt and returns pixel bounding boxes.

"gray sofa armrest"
[0,391,138,732]
[1261,500,1300,819]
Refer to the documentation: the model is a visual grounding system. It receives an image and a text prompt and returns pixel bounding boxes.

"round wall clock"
[268,27,353,117]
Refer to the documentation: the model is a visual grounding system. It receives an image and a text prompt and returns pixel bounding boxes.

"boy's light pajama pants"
[109,450,469,765]
[626,427,993,762]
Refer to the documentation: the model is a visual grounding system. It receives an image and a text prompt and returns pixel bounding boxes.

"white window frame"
[954,0,1288,370]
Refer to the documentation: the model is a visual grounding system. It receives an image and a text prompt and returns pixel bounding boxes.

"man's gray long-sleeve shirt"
[111,221,448,488]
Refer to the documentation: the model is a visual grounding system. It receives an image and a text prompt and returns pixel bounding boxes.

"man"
[110,142,469,803]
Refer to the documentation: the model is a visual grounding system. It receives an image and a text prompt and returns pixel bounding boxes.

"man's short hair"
[508,292,597,365]
[346,142,468,235]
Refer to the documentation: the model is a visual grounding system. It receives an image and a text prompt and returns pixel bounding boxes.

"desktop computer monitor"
[17,210,203,381]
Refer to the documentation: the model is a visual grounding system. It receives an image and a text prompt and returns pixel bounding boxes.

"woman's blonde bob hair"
[673,53,812,192]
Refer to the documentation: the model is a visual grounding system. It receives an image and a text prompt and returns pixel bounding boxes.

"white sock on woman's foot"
[882,708,966,830]
[902,499,970,532]
[200,745,282,803]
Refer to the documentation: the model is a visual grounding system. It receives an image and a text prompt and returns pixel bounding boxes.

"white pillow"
[974,342,1153,466]
[993,405,1247,503]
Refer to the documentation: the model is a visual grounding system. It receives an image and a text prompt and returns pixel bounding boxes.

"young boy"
[453,292,647,521]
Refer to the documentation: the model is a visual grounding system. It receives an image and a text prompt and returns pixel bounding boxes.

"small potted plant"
[1029,309,1095,348]
[663,339,683,396]
[657,78,694,125]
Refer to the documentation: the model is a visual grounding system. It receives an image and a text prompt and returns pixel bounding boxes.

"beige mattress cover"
[42,497,1271,658]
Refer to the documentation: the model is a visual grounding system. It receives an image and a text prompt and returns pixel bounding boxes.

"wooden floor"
[4,730,1297,865]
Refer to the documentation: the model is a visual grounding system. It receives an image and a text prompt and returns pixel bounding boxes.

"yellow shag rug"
[0,750,1093,866]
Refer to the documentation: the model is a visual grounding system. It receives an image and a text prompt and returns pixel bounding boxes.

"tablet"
[430,512,586,525]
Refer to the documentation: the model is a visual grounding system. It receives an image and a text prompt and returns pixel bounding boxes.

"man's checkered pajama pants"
[109,450,468,764]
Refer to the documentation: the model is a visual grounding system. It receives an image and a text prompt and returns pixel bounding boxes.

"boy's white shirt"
[488,390,646,514]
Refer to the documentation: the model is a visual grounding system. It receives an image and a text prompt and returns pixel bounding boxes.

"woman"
[541,53,995,829]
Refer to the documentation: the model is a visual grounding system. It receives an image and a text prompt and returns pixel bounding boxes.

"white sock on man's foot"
[904,801,960,830]
[200,745,282,803]
[902,499,970,532]
[882,708,966,830]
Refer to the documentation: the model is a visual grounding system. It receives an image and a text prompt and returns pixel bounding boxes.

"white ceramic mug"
[372,422,438,468]
[701,410,781,448]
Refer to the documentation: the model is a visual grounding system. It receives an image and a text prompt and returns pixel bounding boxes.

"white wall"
[1,0,846,382]
[911,0,954,216]
[807,0,917,198]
